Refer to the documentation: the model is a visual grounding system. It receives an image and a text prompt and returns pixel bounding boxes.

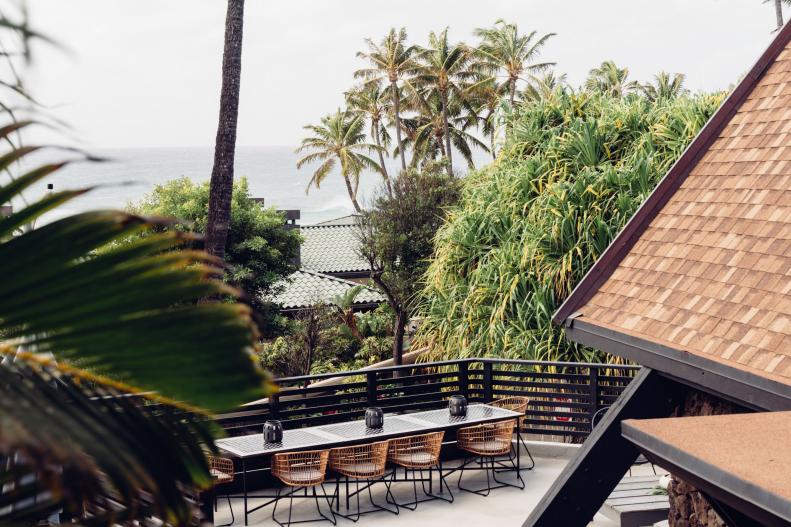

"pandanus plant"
[415,88,724,364]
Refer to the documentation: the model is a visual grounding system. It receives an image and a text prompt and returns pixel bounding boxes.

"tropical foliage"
[0,124,267,524]
[0,8,266,525]
[415,86,724,363]
[258,303,395,376]
[128,176,302,334]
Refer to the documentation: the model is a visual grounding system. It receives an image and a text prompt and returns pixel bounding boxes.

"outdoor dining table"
[214,403,523,525]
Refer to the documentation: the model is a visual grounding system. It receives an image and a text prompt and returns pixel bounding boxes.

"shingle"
[268,269,384,309]
[578,38,791,387]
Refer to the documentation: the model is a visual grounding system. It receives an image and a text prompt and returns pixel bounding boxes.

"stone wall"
[666,390,742,527]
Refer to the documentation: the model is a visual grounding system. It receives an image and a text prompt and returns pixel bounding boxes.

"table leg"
[199,487,215,524]
[243,458,248,526]
[517,434,521,471]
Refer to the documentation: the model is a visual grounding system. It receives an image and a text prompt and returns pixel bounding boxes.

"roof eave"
[623,420,791,527]
[553,21,791,326]
[566,318,791,411]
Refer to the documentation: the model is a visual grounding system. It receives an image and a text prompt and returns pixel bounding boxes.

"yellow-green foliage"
[416,88,724,362]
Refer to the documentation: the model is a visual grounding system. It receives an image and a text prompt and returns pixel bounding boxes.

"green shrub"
[128,176,301,335]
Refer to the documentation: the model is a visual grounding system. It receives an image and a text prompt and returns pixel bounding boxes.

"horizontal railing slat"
[214,358,640,442]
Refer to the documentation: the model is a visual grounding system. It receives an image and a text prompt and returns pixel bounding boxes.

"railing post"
[458,361,469,399]
[269,392,280,420]
[588,366,599,424]
[483,361,493,403]
[366,371,377,406]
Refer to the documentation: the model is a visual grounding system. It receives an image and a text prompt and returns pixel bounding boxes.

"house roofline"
[553,21,791,326]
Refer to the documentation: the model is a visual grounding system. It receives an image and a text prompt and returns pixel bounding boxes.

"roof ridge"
[297,267,378,291]
[553,21,791,326]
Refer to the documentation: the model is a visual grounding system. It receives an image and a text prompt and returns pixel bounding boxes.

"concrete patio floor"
[214,442,666,527]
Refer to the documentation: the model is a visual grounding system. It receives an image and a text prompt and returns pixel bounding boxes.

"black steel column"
[483,362,493,403]
[522,368,685,527]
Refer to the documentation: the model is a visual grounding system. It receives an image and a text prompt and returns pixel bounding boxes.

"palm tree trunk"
[373,123,392,196]
[775,0,784,30]
[440,91,454,177]
[509,77,517,107]
[343,175,362,213]
[490,125,497,160]
[205,0,245,259]
[392,81,407,171]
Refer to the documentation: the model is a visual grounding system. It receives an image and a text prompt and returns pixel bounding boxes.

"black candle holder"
[263,420,283,443]
[365,407,384,429]
[449,395,468,417]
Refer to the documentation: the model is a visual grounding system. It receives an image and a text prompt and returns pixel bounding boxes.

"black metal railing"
[216,358,640,442]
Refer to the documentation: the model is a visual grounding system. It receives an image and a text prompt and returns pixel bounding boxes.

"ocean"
[11,146,392,226]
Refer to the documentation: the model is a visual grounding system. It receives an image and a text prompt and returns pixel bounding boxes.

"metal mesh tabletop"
[319,415,421,439]
[408,404,511,426]
[218,428,330,455]
[216,404,520,458]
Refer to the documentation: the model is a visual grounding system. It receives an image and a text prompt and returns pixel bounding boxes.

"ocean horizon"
[11,145,491,225]
[11,146,395,225]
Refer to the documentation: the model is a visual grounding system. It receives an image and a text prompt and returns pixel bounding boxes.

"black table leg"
[517,435,521,470]
[243,458,248,526]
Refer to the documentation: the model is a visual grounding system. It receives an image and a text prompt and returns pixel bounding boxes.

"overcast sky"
[25,0,783,149]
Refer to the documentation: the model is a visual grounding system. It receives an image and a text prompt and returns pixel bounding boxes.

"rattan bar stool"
[209,456,236,526]
[456,419,525,496]
[329,440,398,522]
[387,431,453,510]
[490,396,536,470]
[270,449,335,527]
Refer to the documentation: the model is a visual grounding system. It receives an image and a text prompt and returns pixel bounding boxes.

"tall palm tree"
[402,90,488,169]
[296,109,384,213]
[585,60,638,98]
[467,78,502,159]
[346,83,393,196]
[205,0,245,260]
[474,19,555,107]
[414,28,478,177]
[641,71,687,102]
[355,28,419,171]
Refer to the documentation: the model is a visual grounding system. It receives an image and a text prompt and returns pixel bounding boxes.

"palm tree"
[346,83,393,196]
[522,70,568,102]
[413,28,478,177]
[474,19,555,107]
[355,28,419,171]
[585,60,639,98]
[296,109,384,213]
[768,0,790,29]
[331,285,364,339]
[205,0,245,260]
[467,78,502,158]
[402,90,488,169]
[641,71,687,102]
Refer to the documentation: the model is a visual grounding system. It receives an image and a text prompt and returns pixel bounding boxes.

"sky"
[24,0,784,149]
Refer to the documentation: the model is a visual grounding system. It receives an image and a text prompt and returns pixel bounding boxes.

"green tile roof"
[269,269,384,310]
[300,222,369,274]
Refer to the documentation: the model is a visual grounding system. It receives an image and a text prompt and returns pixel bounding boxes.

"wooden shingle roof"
[555,23,791,398]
